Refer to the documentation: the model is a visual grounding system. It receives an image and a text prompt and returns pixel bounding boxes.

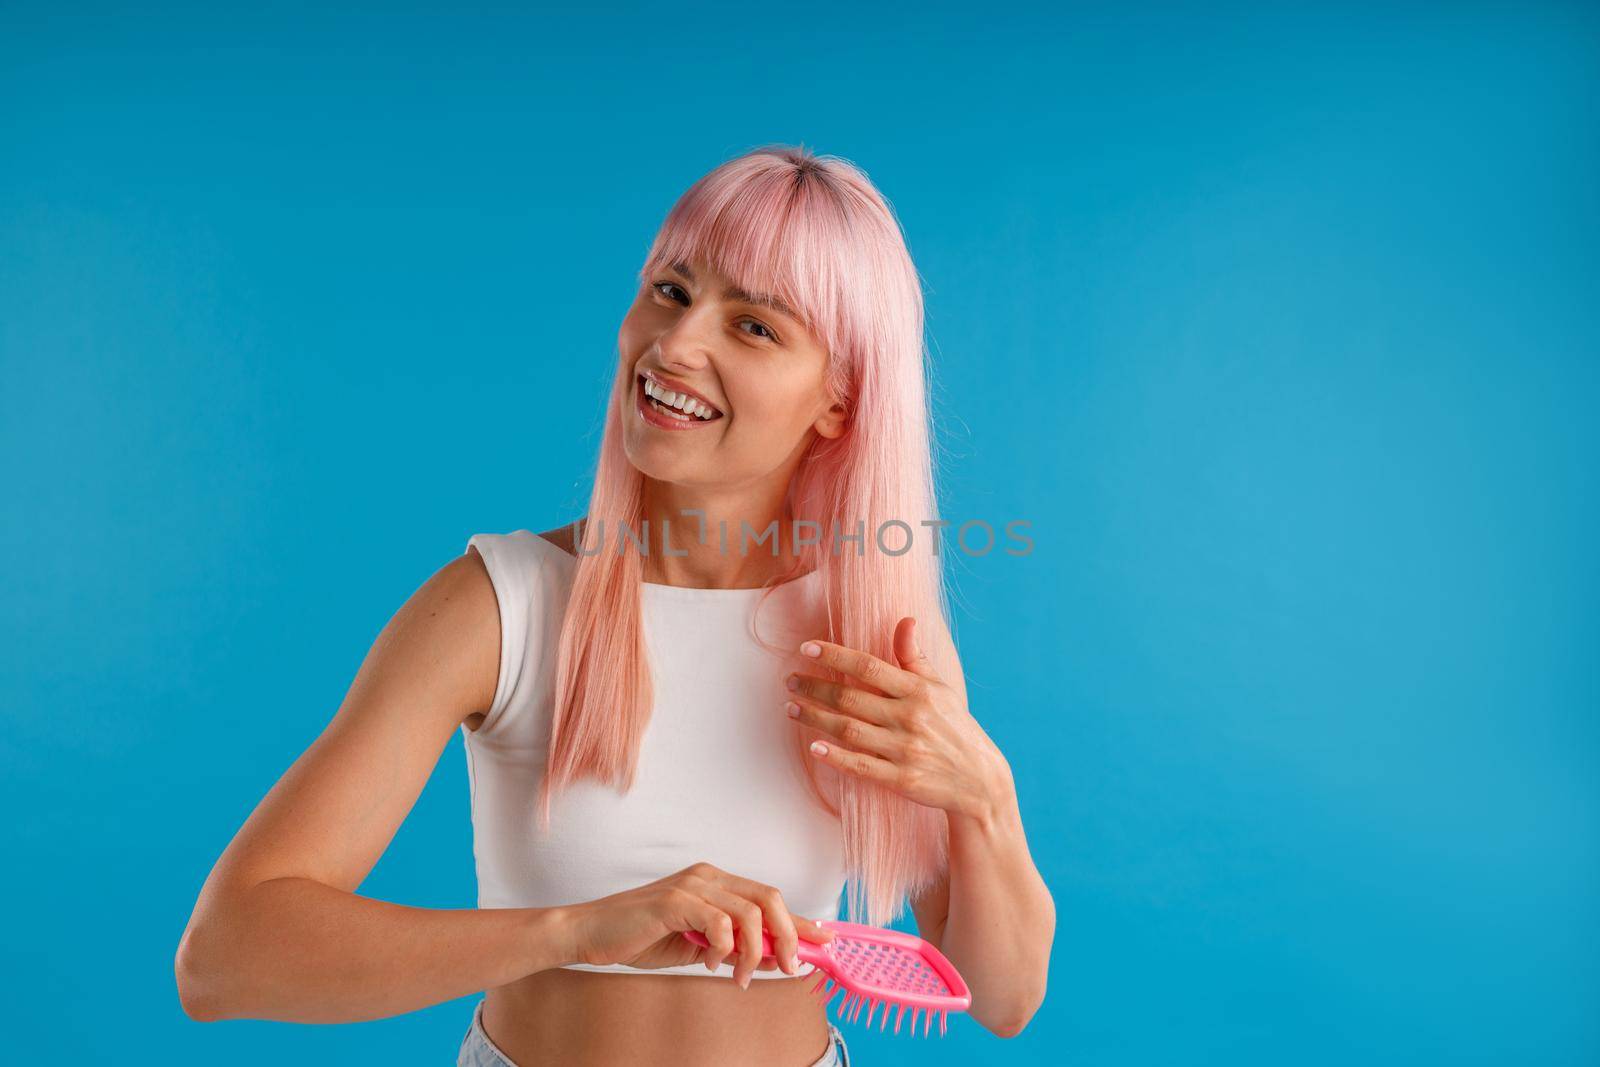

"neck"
[636,475,807,589]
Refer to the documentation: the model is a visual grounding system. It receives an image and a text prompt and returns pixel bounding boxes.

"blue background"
[2,2,1595,1063]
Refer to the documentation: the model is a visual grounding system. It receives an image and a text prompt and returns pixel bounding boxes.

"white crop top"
[461,529,849,979]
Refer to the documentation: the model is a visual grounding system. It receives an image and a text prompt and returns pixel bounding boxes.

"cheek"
[726,377,819,440]
[617,316,646,359]
[618,300,667,358]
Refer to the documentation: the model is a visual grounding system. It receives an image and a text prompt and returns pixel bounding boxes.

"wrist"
[954,758,1020,837]
[522,904,582,972]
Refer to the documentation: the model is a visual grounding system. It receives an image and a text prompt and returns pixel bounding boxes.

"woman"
[175,144,1056,1065]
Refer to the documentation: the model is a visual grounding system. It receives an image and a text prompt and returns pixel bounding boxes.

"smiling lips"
[637,372,725,429]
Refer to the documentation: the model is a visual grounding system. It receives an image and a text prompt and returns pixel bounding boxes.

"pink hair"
[538,144,960,927]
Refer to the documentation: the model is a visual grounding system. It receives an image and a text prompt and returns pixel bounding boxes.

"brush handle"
[681,924,833,969]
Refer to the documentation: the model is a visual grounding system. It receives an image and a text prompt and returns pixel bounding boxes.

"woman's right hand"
[563,862,837,988]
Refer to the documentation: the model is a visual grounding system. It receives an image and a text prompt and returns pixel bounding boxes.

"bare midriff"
[481,967,833,1066]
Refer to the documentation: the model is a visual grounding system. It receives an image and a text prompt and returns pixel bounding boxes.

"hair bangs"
[638,152,863,387]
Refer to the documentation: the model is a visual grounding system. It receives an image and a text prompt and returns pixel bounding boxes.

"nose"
[655,310,714,376]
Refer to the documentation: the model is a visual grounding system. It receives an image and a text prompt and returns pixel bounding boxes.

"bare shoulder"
[366,549,503,730]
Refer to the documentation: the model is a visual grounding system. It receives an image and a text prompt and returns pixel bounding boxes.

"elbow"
[972,973,1048,1039]
[986,920,1054,1038]
[174,916,237,1022]
[990,896,1055,1038]
[986,992,1045,1039]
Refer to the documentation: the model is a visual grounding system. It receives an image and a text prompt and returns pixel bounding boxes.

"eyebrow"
[668,260,802,325]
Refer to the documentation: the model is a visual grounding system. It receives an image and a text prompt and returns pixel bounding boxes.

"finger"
[786,673,897,725]
[806,737,901,786]
[798,638,920,698]
[794,915,837,946]
[893,616,943,681]
[706,874,838,965]
[785,697,899,759]
[706,875,801,976]
[703,887,766,988]
[687,899,738,973]
[752,885,801,977]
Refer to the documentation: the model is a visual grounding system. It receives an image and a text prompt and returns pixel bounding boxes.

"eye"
[740,319,778,342]
[651,281,780,343]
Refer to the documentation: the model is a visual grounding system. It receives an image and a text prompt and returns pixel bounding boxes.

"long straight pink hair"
[539,144,960,927]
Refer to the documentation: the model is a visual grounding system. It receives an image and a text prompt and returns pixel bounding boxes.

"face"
[617,255,846,493]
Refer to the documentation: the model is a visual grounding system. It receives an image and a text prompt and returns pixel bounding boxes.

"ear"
[813,399,848,440]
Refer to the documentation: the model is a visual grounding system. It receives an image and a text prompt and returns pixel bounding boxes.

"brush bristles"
[804,969,954,1039]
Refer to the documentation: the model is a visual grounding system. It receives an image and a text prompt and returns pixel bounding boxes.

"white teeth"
[642,377,718,420]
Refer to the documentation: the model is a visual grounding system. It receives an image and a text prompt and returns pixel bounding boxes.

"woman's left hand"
[784,617,1012,820]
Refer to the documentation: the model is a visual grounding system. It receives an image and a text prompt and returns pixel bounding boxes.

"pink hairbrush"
[683,919,972,1036]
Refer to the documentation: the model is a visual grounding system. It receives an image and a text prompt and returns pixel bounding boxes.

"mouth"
[635,372,725,430]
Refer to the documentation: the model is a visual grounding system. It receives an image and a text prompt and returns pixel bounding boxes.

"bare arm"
[783,617,1056,1037]
[909,624,1055,1038]
[174,548,579,1023]
[911,773,1055,1038]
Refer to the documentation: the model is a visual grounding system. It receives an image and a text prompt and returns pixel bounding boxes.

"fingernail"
[800,641,822,657]
[739,974,750,990]
[785,675,798,691]
[810,741,828,757]
[784,701,799,718]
